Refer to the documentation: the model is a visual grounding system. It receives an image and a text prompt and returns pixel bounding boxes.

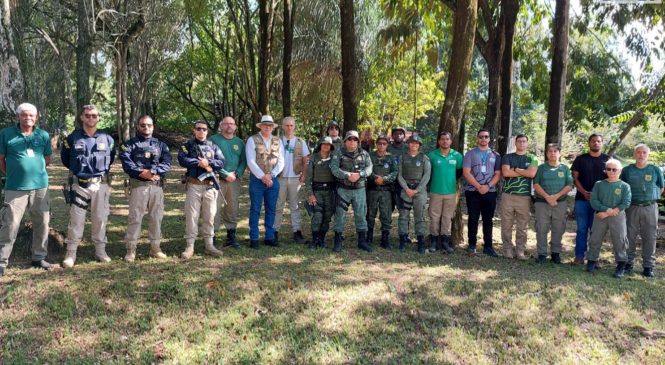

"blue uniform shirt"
[178,138,225,178]
[119,135,172,179]
[61,129,116,179]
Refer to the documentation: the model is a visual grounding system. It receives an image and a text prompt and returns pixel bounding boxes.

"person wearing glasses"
[585,159,631,278]
[178,121,225,259]
[571,134,610,265]
[366,134,398,249]
[462,129,502,257]
[0,103,53,277]
[330,130,373,252]
[499,134,538,260]
[209,116,247,249]
[427,131,463,254]
[245,115,285,249]
[620,144,663,277]
[533,144,573,264]
[61,105,116,268]
[273,116,310,245]
[119,115,172,261]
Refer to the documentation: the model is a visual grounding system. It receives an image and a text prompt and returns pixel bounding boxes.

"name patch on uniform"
[615,188,622,195]
[645,175,652,182]
[558,171,564,178]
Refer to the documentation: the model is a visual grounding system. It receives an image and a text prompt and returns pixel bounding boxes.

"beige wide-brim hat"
[256,115,278,128]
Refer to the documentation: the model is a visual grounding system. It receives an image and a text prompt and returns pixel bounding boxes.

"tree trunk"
[497,0,519,155]
[482,57,501,143]
[76,0,92,127]
[545,0,570,149]
[439,0,478,247]
[339,0,358,133]
[115,42,131,142]
[258,0,275,116]
[282,0,293,118]
[1,0,24,121]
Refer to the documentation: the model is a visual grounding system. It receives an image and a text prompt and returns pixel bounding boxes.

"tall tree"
[1,0,24,121]
[76,0,92,123]
[339,0,358,132]
[258,0,276,116]
[439,0,478,247]
[282,0,293,117]
[545,0,569,149]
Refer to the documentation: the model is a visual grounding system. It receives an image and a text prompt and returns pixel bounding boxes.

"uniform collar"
[137,134,153,142]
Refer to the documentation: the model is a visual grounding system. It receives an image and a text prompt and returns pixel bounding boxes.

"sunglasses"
[478,135,490,139]
[84,114,99,119]
[605,168,619,172]
[138,124,153,128]
[195,127,208,132]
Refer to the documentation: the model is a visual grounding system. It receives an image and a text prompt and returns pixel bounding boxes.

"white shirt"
[280,136,310,177]
[245,133,285,178]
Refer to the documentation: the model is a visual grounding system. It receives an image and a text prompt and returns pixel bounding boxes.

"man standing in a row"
[210,116,247,248]
[621,144,663,277]
[304,137,337,249]
[331,131,373,252]
[463,129,501,257]
[61,105,116,268]
[0,103,53,276]
[366,134,397,249]
[119,115,172,261]
[397,135,431,253]
[500,134,537,259]
[178,121,225,259]
[246,116,285,249]
[274,116,309,245]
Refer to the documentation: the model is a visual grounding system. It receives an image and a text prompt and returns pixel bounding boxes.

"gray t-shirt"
[462,147,501,192]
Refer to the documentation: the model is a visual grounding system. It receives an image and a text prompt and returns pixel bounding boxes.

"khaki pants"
[534,201,567,256]
[500,193,531,254]
[428,193,457,236]
[0,189,50,269]
[214,179,240,230]
[65,182,110,249]
[586,212,628,263]
[184,183,218,244]
[274,176,302,232]
[124,184,164,245]
[626,204,659,268]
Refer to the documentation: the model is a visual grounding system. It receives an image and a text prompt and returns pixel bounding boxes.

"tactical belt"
[406,182,419,190]
[338,184,364,190]
[186,176,213,186]
[130,178,163,188]
[632,201,656,207]
[367,184,393,191]
[312,182,335,191]
[74,175,107,185]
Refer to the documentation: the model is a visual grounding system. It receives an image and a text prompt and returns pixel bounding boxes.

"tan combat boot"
[95,244,112,263]
[515,248,528,261]
[124,243,137,262]
[150,242,167,259]
[503,245,514,259]
[181,242,195,259]
[62,245,78,268]
[204,238,223,257]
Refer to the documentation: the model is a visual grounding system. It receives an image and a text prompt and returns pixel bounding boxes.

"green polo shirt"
[533,162,573,203]
[427,148,463,195]
[502,152,539,196]
[0,125,52,190]
[620,164,664,205]
[209,134,247,179]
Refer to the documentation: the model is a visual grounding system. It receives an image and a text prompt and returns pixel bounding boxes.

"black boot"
[624,262,634,275]
[428,235,437,252]
[250,240,260,250]
[226,229,240,248]
[613,261,626,279]
[417,235,426,254]
[318,231,327,249]
[536,255,547,264]
[441,235,454,254]
[309,231,319,249]
[357,231,372,252]
[586,260,597,273]
[643,267,655,278]
[367,228,374,246]
[551,252,561,264]
[482,245,498,257]
[274,232,280,246]
[333,232,342,252]
[294,230,306,244]
[399,234,408,252]
[380,230,391,249]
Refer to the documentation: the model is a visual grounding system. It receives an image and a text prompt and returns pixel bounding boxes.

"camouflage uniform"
[366,146,398,248]
[303,137,337,248]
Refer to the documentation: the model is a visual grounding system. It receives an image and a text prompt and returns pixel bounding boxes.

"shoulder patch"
[181,145,189,154]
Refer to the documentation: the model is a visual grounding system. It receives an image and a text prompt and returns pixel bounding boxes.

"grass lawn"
[1,153,664,364]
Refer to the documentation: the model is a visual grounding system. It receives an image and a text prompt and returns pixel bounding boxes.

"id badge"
[481,165,487,173]
[26,148,35,157]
